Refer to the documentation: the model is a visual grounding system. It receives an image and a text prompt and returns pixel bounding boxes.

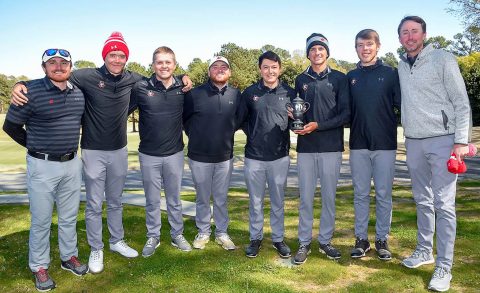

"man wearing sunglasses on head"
[3,49,88,292]
[11,32,193,274]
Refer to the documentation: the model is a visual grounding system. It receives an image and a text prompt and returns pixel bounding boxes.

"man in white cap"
[183,56,241,251]
[3,48,88,291]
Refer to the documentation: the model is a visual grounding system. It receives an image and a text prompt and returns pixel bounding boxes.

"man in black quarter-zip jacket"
[129,46,192,256]
[183,56,241,251]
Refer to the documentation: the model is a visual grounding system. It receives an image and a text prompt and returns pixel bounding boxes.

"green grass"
[0,186,479,292]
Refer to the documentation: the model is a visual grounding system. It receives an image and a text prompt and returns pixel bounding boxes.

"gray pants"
[82,147,128,251]
[406,135,457,269]
[350,149,395,241]
[244,156,289,242]
[189,159,233,236]
[140,151,185,238]
[27,154,82,272]
[297,152,341,245]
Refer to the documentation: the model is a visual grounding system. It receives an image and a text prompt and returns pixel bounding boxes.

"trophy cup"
[286,94,310,131]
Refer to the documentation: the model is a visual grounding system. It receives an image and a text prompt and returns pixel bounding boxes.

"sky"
[0,0,466,78]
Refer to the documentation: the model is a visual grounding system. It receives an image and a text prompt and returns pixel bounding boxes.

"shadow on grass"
[0,184,479,292]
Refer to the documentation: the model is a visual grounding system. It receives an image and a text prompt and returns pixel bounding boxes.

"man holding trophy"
[292,33,351,265]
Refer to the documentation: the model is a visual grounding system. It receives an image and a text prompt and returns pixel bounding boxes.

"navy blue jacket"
[295,66,350,153]
[347,60,401,150]
[183,81,241,163]
[129,75,185,157]
[238,81,295,161]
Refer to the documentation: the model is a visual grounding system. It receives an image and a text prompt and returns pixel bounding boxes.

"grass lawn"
[0,182,479,292]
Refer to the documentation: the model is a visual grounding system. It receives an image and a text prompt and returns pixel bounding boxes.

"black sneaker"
[33,268,56,292]
[246,240,262,258]
[273,241,291,258]
[293,244,311,265]
[319,243,341,260]
[61,256,89,276]
[350,237,371,258]
[375,239,392,261]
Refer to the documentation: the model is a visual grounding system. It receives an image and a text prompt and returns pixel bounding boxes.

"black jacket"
[294,66,350,153]
[347,60,401,150]
[129,75,185,157]
[70,66,143,150]
[238,81,296,161]
[183,81,241,163]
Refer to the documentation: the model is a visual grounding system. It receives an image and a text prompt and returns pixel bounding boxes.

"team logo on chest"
[98,81,105,88]
[351,78,357,86]
[147,90,155,97]
[278,96,284,101]
[378,77,384,82]
[252,95,259,102]
[302,84,308,91]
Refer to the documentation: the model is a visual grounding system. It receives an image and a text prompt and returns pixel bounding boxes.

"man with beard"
[397,16,471,292]
[237,51,295,258]
[347,29,401,261]
[3,49,88,291]
[10,32,192,274]
[292,34,350,265]
[129,46,192,255]
[183,56,241,251]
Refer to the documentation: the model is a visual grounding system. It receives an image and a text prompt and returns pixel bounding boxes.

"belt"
[28,150,76,162]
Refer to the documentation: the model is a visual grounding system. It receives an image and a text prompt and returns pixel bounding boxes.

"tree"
[457,52,480,125]
[186,58,209,86]
[74,60,96,69]
[125,62,152,77]
[260,45,291,60]
[0,74,28,113]
[380,52,399,68]
[280,50,309,88]
[447,0,480,27]
[451,25,480,56]
[216,43,260,91]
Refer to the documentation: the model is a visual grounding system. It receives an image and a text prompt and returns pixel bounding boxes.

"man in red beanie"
[11,31,192,274]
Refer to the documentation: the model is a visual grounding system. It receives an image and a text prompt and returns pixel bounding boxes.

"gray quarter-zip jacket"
[398,43,471,144]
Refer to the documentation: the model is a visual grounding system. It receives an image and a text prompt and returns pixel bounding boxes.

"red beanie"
[102,31,129,60]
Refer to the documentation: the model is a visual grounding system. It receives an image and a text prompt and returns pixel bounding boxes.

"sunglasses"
[42,49,71,62]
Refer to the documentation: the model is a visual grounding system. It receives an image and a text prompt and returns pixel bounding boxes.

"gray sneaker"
[215,234,236,250]
[171,235,192,252]
[192,233,210,250]
[428,266,452,292]
[142,237,160,257]
[402,249,434,268]
[33,268,56,292]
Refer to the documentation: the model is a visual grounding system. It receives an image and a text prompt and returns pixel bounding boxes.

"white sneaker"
[110,240,139,258]
[402,248,434,268]
[171,235,192,252]
[192,233,210,250]
[428,266,452,292]
[215,234,236,250]
[88,250,104,274]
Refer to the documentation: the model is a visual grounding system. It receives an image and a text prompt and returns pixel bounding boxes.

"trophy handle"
[303,102,310,112]
[285,102,293,111]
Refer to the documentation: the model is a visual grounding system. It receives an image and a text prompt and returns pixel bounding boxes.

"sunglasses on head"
[44,49,70,57]
[42,49,71,62]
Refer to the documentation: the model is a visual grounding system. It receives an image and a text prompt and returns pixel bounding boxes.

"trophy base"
[291,121,305,131]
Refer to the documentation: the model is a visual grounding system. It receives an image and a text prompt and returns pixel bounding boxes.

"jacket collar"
[99,64,124,81]
[207,79,228,94]
[356,59,383,70]
[302,65,331,80]
[400,43,435,63]
[149,74,182,90]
